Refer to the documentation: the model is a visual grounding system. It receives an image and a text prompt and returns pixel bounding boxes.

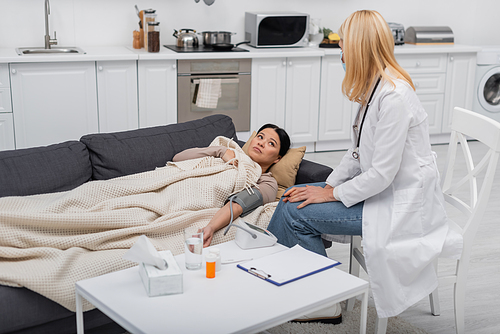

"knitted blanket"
[0,136,278,312]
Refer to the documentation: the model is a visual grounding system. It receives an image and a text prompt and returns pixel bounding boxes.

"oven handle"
[191,78,239,84]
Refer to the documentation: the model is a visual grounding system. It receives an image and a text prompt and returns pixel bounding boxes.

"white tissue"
[123,235,168,270]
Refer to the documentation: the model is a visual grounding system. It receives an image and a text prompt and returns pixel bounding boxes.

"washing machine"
[472,47,500,121]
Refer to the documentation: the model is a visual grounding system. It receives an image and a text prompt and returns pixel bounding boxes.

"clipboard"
[237,245,340,286]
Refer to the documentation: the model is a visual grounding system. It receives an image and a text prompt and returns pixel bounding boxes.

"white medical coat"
[326,75,463,318]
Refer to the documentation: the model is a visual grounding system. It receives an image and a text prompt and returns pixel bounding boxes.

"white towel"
[196,78,222,109]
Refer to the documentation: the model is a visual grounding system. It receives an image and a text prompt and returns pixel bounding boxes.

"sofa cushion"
[0,141,92,198]
[80,114,238,180]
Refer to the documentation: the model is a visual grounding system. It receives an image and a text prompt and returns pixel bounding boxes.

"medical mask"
[340,50,346,72]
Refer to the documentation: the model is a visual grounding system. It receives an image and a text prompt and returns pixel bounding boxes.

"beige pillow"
[242,131,306,201]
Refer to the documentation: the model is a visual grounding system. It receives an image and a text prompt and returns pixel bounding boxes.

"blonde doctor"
[267,9,463,321]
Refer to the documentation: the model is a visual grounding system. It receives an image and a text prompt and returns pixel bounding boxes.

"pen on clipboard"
[221,258,253,265]
[248,267,271,280]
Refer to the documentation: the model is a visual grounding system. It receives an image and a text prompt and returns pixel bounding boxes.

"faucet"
[44,0,58,49]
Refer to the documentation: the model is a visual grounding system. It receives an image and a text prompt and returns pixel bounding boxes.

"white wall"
[0,0,499,48]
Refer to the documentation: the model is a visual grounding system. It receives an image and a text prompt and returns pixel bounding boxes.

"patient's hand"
[201,225,215,247]
[222,149,238,166]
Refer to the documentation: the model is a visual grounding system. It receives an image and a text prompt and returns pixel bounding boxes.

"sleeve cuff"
[333,186,341,201]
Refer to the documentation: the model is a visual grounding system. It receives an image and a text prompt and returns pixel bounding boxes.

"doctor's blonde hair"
[338,10,415,105]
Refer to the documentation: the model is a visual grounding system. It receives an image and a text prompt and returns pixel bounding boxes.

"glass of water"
[184,227,203,270]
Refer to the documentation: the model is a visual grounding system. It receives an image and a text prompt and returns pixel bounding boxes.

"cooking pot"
[199,31,236,46]
[173,29,199,48]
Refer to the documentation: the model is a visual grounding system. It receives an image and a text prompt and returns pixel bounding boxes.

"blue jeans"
[267,182,363,256]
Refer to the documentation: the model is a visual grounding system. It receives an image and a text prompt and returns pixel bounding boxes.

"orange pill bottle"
[206,253,216,279]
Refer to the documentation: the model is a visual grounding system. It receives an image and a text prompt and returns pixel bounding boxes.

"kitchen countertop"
[0,44,480,63]
[323,43,481,56]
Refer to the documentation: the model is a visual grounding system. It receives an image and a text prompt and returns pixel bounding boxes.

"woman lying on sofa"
[173,123,290,247]
[0,123,293,312]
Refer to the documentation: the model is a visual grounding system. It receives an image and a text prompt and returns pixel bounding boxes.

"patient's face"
[247,128,281,166]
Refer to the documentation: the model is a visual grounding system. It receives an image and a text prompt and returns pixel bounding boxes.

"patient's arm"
[202,201,243,247]
[173,146,228,161]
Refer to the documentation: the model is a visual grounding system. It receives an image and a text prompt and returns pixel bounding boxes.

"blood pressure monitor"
[233,218,277,249]
[222,191,277,249]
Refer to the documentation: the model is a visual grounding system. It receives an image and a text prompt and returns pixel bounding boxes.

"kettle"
[173,29,199,48]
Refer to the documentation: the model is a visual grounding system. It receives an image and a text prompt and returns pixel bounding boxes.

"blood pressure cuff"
[226,188,263,217]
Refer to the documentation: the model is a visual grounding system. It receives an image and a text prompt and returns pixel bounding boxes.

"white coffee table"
[76,241,369,334]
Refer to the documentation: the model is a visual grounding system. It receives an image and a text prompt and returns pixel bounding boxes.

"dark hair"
[257,124,291,157]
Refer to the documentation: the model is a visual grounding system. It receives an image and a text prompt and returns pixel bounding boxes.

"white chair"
[344,107,500,334]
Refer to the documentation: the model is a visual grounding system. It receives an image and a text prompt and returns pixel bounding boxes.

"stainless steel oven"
[177,59,251,131]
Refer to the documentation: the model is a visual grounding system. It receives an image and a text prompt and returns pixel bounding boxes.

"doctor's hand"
[283,184,337,209]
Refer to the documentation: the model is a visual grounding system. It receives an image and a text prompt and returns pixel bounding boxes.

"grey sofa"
[0,114,333,334]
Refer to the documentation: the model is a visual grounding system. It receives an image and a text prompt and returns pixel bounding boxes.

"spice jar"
[133,30,141,49]
[147,21,160,53]
[143,9,156,50]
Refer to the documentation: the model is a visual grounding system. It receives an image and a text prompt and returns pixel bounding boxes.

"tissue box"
[139,250,183,297]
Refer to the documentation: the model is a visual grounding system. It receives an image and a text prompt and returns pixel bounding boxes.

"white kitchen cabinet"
[0,88,12,113]
[138,60,177,128]
[251,57,320,146]
[96,60,138,133]
[442,53,477,133]
[0,64,12,113]
[318,55,355,143]
[396,54,448,134]
[285,57,321,144]
[418,94,445,134]
[10,62,98,149]
[0,113,15,151]
[250,58,286,130]
[397,53,447,136]
[0,63,14,150]
[396,52,476,138]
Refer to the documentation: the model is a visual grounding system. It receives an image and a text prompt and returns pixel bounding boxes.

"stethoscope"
[352,77,381,160]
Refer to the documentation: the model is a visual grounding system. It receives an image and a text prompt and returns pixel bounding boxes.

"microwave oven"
[245,12,309,48]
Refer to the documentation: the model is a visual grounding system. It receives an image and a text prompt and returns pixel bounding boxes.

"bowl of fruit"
[319,28,340,48]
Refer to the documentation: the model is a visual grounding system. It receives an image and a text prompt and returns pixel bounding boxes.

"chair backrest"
[441,107,500,247]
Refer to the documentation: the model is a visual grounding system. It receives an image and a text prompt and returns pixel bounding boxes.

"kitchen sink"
[16,47,86,55]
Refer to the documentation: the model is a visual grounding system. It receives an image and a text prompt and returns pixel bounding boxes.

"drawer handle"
[191,78,239,84]
[172,64,176,69]
[282,61,286,66]
[11,69,16,74]
[98,66,103,71]
[416,61,421,67]
[289,61,293,66]
[450,56,454,62]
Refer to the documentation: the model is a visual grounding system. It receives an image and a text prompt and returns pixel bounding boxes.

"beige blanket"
[0,136,278,312]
